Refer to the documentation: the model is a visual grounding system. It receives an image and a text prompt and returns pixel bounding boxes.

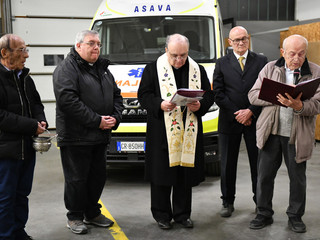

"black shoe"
[220,204,234,217]
[177,218,193,228]
[288,216,306,233]
[157,220,172,230]
[249,214,273,229]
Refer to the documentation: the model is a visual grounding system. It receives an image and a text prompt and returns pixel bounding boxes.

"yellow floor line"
[99,199,129,240]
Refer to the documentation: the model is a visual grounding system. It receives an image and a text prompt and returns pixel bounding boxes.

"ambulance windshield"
[92,16,215,64]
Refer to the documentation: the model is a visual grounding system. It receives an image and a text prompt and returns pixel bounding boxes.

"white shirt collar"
[233,50,249,60]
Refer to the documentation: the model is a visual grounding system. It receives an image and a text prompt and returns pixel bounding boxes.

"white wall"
[296,0,320,21]
[11,0,103,128]
[12,0,101,17]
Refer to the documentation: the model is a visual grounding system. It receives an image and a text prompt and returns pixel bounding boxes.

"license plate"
[117,141,145,152]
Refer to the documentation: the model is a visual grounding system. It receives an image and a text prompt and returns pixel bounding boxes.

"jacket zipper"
[13,72,26,160]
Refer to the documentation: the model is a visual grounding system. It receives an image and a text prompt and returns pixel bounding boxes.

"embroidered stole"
[157,53,200,167]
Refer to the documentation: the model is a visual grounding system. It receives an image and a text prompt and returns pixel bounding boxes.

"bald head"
[229,26,248,39]
[282,34,308,51]
[165,34,189,49]
[281,34,308,70]
[165,33,189,69]
[228,26,250,56]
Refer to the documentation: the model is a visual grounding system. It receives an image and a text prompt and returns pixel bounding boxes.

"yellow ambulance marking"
[105,0,126,16]
[214,0,222,57]
[99,199,129,240]
[203,118,218,133]
[114,125,146,133]
[179,0,206,14]
[89,8,100,29]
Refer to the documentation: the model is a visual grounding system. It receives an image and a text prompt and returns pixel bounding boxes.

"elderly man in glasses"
[0,34,47,240]
[53,30,124,234]
[248,34,320,233]
[213,26,268,218]
[138,33,214,230]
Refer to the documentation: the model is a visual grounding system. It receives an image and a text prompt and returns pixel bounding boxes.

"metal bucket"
[32,130,57,153]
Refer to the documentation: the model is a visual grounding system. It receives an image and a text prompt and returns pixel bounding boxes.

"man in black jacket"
[213,26,267,217]
[138,33,214,230]
[0,34,47,240]
[53,30,123,234]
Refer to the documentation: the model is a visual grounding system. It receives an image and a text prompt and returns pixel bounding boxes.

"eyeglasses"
[229,37,249,45]
[168,52,188,61]
[82,41,102,48]
[8,47,29,53]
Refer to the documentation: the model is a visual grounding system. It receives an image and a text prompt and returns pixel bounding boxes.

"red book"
[258,77,320,106]
[170,88,205,106]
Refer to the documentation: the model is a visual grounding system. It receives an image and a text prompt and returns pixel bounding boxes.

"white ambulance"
[91,0,224,175]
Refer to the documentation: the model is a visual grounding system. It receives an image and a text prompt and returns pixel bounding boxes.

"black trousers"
[151,182,192,223]
[219,130,258,205]
[60,144,107,221]
[257,135,306,218]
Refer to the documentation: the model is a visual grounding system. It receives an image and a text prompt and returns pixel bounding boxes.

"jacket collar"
[275,57,312,76]
[0,63,29,79]
[70,47,110,71]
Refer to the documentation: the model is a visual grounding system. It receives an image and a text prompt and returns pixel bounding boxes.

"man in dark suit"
[213,26,267,217]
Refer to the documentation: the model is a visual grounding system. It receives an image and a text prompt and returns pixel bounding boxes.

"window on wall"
[44,55,64,66]
[221,0,295,21]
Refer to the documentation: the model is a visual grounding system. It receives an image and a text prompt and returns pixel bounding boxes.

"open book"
[258,77,320,106]
[170,88,205,106]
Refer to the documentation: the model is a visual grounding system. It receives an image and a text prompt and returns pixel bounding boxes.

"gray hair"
[75,30,99,49]
[282,34,308,50]
[165,33,189,49]
[0,34,14,59]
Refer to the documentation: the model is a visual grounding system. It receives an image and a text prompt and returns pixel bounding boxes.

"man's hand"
[234,109,253,126]
[99,116,116,130]
[161,100,177,112]
[35,121,46,135]
[276,92,303,111]
[186,101,201,112]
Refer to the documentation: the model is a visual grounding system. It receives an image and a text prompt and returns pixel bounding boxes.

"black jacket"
[138,59,215,186]
[213,50,268,134]
[0,64,46,160]
[53,47,123,146]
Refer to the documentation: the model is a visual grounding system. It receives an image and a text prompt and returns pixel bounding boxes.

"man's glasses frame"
[82,41,102,48]
[229,36,249,45]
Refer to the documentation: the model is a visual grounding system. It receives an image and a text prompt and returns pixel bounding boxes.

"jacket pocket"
[256,106,276,149]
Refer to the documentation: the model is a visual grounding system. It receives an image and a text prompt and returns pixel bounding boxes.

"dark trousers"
[60,144,107,221]
[219,130,258,205]
[0,154,35,240]
[151,182,192,223]
[257,135,306,218]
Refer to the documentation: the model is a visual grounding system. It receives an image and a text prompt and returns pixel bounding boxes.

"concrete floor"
[25,137,320,240]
